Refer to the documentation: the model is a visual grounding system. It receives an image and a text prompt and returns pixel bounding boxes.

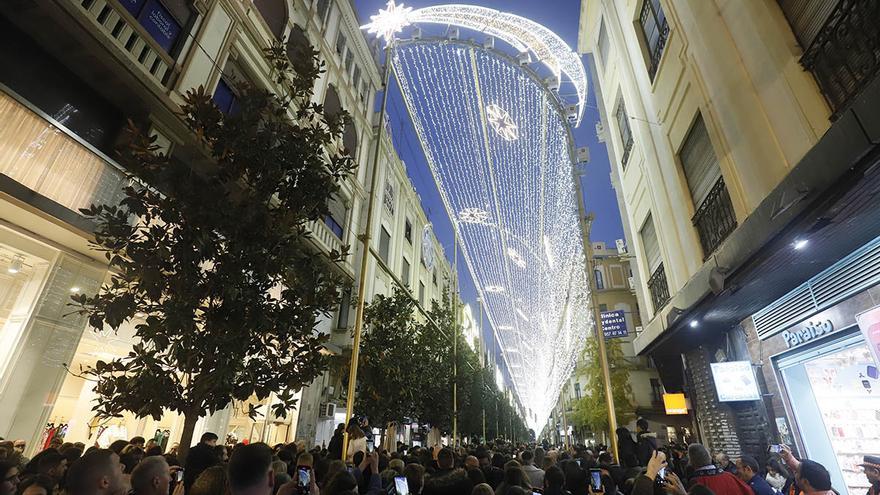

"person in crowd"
[121,448,145,474]
[189,466,229,495]
[1,461,20,495]
[737,456,774,495]
[859,456,880,495]
[715,454,736,475]
[616,428,640,469]
[635,420,658,468]
[130,438,146,450]
[686,444,751,495]
[464,457,486,486]
[327,425,345,461]
[185,433,221,493]
[35,452,66,489]
[65,449,128,495]
[779,446,836,495]
[227,444,275,495]
[422,448,472,495]
[130,456,171,495]
[107,442,128,457]
[271,461,290,494]
[521,450,544,488]
[543,465,569,495]
[535,449,546,472]
[479,453,504,489]
[765,458,791,495]
[494,462,531,495]
[405,463,426,495]
[345,427,366,465]
[472,483,494,495]
[17,474,55,495]
[13,443,29,468]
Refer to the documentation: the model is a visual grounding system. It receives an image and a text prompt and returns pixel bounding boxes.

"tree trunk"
[177,411,200,463]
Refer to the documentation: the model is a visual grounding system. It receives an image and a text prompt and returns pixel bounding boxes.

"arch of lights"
[363,1,593,431]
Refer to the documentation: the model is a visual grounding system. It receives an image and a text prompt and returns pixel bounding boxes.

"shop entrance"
[775,329,880,495]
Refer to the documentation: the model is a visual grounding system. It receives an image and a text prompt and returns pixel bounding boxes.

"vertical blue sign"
[600,310,628,338]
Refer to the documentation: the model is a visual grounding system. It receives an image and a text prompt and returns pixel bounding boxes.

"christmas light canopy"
[361,0,588,125]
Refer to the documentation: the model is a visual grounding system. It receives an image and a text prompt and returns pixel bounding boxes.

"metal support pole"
[574,173,619,461]
[342,42,393,462]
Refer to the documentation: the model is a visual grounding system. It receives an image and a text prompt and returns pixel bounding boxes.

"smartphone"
[768,444,783,453]
[175,471,184,483]
[575,458,582,466]
[590,468,602,491]
[394,476,409,495]
[658,467,666,480]
[298,467,310,489]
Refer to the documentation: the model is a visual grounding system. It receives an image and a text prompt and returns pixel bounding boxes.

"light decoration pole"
[362,0,593,434]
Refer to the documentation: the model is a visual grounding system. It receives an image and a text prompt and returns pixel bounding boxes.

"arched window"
[323,85,357,157]
[594,269,604,290]
[253,0,287,40]
[323,85,343,123]
[286,25,313,74]
[343,117,358,156]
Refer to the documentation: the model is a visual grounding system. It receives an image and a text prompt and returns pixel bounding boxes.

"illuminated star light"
[458,207,490,224]
[486,104,518,141]
[361,0,414,46]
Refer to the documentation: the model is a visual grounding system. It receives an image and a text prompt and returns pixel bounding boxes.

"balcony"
[799,0,880,116]
[692,177,737,258]
[647,263,670,312]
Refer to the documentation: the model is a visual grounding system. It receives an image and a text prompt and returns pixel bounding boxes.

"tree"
[71,40,352,459]
[355,288,420,428]
[413,293,458,434]
[571,336,636,439]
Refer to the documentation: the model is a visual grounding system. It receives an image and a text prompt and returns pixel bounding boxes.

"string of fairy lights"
[363,1,592,431]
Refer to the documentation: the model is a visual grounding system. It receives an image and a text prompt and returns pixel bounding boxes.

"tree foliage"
[71,40,351,458]
[571,336,636,437]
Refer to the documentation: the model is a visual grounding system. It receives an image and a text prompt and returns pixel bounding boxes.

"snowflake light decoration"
[507,247,527,268]
[484,285,505,293]
[486,104,519,141]
[362,0,414,46]
[458,207,490,224]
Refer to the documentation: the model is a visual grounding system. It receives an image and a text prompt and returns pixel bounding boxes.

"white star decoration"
[507,247,527,268]
[458,207,490,224]
[361,0,413,46]
[486,104,519,141]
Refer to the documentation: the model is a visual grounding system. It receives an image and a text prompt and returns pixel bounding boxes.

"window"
[404,219,413,244]
[615,97,633,167]
[776,0,837,49]
[642,214,670,311]
[253,0,287,40]
[383,180,395,214]
[337,289,351,329]
[315,0,331,24]
[599,304,608,313]
[574,382,582,400]
[325,197,346,239]
[402,258,411,286]
[432,270,437,286]
[419,282,425,306]
[680,113,736,255]
[650,378,663,403]
[638,0,669,81]
[379,227,391,262]
[353,65,362,90]
[597,20,611,69]
[344,50,354,75]
[120,0,190,54]
[213,59,247,115]
[336,31,346,56]
[640,214,661,272]
[594,269,605,290]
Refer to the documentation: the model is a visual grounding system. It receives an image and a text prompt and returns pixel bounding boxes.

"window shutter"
[679,114,721,208]
[641,215,661,271]
[777,0,837,49]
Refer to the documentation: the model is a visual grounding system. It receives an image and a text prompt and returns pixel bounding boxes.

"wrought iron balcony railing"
[692,177,737,258]
[647,263,670,312]
[800,0,880,116]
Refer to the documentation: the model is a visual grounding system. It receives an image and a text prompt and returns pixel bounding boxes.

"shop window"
[119,0,191,54]
[637,0,669,81]
[253,0,287,40]
[402,258,411,287]
[595,269,605,290]
[379,226,391,262]
[615,96,633,167]
[404,219,413,244]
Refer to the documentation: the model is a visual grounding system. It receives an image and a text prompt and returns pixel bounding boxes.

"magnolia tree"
[571,337,636,440]
[72,41,353,459]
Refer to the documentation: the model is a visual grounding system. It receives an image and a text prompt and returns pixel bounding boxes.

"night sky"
[351,0,624,382]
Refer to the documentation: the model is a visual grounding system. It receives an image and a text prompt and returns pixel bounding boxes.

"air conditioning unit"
[635,325,643,335]
[628,276,635,289]
[576,147,590,163]
[412,27,422,40]
[483,36,495,50]
[448,28,459,40]
[319,403,336,419]
[517,51,531,65]
[615,239,627,255]
[564,104,578,122]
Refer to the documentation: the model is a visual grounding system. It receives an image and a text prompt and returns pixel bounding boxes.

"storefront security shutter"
[777,0,837,49]
[641,214,661,271]
[680,114,722,208]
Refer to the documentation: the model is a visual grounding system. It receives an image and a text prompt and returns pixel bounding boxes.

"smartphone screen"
[394,476,409,495]
[590,469,602,491]
[298,468,310,487]
[658,467,666,480]
[175,471,184,483]
[768,444,782,453]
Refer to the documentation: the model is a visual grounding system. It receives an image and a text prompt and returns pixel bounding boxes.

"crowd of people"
[2,418,879,495]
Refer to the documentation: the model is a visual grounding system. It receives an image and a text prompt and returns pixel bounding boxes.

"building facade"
[0,0,454,453]
[578,0,880,483]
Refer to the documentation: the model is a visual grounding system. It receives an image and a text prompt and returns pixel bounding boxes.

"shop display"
[41,422,68,449]
[804,345,880,495]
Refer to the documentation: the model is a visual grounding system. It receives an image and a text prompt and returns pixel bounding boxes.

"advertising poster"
[710,361,761,402]
[600,310,627,338]
[856,306,880,368]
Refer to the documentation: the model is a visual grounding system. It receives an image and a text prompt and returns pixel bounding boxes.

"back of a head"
[389,459,405,474]
[437,448,454,469]
[296,452,313,467]
[739,455,759,474]
[200,433,219,445]
[598,452,613,465]
[636,418,649,431]
[507,487,528,495]
[37,452,65,475]
[227,444,273,494]
[503,465,529,488]
[189,466,228,495]
[131,456,169,494]
[799,460,832,491]
[687,444,713,468]
[66,449,115,495]
[405,463,426,492]
[521,450,534,465]
[544,465,565,489]
[471,483,494,495]
[323,470,357,495]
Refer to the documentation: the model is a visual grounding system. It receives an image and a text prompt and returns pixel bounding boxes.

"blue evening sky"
[351,0,624,377]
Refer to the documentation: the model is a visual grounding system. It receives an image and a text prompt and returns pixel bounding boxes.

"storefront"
[748,237,880,495]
